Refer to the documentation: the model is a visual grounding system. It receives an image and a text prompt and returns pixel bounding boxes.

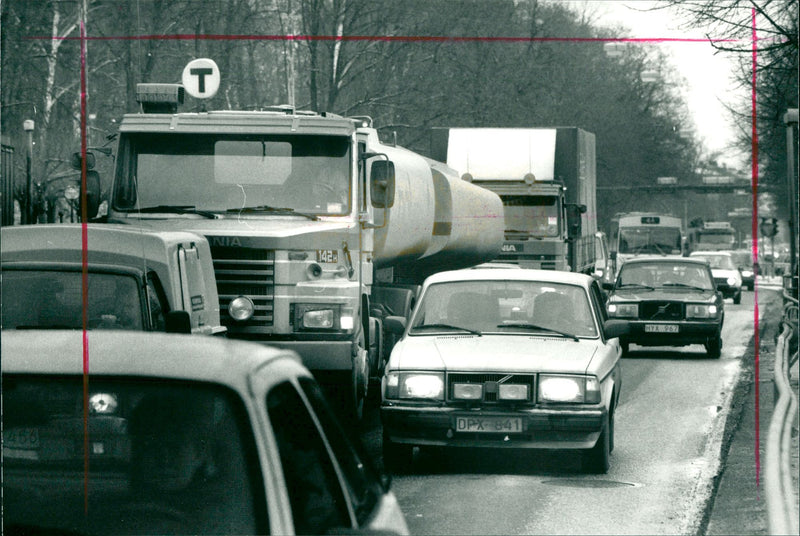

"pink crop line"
[33,33,742,44]
[750,7,761,493]
[67,24,764,500]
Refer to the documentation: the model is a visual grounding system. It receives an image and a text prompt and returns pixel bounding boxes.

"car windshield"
[1,270,144,330]
[113,133,351,216]
[410,279,597,338]
[693,255,736,270]
[618,262,714,290]
[3,376,263,535]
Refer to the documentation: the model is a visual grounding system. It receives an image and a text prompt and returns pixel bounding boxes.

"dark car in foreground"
[380,268,629,475]
[605,257,724,357]
[2,330,408,536]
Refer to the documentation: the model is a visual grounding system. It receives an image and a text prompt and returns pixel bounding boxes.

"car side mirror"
[384,315,407,335]
[370,160,396,208]
[602,281,615,291]
[165,310,192,334]
[603,319,630,339]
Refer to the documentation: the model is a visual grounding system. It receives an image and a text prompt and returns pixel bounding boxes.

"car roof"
[620,256,710,266]
[422,267,594,289]
[1,330,302,386]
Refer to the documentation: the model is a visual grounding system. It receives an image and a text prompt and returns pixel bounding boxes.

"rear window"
[3,376,266,535]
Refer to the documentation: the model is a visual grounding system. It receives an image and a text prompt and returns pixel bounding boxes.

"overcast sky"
[568,1,748,169]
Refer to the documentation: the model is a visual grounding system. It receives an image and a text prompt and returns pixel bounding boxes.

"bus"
[609,212,684,277]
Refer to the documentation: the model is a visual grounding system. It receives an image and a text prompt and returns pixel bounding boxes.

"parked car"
[2,330,408,536]
[730,249,758,291]
[380,268,629,474]
[605,256,724,357]
[689,251,742,304]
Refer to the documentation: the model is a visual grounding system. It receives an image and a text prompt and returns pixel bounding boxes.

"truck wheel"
[349,331,369,423]
[705,336,722,358]
[383,433,413,474]
[581,414,611,474]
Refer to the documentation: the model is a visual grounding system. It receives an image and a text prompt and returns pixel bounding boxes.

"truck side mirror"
[165,310,192,334]
[566,204,582,239]
[71,151,96,170]
[83,170,102,220]
[370,160,395,208]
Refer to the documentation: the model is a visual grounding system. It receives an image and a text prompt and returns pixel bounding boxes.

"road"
[358,292,762,535]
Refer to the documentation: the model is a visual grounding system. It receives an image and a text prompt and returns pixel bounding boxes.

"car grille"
[639,301,684,320]
[210,246,275,327]
[447,373,535,404]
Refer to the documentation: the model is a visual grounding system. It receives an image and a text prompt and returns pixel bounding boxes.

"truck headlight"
[229,296,255,322]
[383,372,444,400]
[538,374,600,404]
[608,303,638,318]
[687,304,718,319]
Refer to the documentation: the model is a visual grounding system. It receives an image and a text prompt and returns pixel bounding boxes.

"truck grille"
[639,301,683,320]
[210,246,275,326]
[447,373,535,404]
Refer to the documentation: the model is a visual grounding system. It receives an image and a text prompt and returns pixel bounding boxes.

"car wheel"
[608,410,615,453]
[382,433,413,474]
[747,283,754,291]
[620,340,629,357]
[733,291,741,304]
[705,335,722,358]
[581,415,610,474]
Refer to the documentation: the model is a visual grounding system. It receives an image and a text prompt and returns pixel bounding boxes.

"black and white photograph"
[1,1,798,534]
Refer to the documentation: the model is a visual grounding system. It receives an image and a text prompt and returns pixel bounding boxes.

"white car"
[2,330,408,535]
[690,251,743,304]
[380,268,629,474]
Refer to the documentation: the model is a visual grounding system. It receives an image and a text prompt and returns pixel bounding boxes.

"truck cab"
[1,224,224,335]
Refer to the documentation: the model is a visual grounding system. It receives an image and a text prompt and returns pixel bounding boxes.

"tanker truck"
[90,59,504,421]
[430,127,600,275]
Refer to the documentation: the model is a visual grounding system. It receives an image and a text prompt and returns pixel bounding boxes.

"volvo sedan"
[380,268,629,474]
[606,256,724,357]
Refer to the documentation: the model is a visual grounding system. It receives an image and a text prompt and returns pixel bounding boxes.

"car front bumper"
[381,405,605,449]
[623,319,721,346]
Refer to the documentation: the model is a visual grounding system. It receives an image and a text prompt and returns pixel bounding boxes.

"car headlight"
[453,383,482,400]
[741,270,753,277]
[538,374,600,404]
[726,276,738,286]
[499,383,529,401]
[686,304,718,319]
[383,372,444,400]
[607,303,638,318]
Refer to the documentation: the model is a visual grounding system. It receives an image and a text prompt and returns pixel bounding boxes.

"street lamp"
[783,108,798,297]
[23,119,34,224]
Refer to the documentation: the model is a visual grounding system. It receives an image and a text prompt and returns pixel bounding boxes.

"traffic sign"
[181,58,220,99]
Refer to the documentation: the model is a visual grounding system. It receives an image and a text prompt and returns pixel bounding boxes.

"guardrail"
[765,293,799,535]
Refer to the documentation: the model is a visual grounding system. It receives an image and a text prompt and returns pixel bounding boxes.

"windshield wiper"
[496,322,579,341]
[617,283,655,291]
[132,205,220,219]
[660,282,710,291]
[410,323,482,336]
[226,205,319,220]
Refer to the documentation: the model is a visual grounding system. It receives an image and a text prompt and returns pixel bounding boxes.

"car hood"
[610,288,716,301]
[389,334,600,374]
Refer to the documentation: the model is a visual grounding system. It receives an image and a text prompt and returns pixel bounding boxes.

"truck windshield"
[1,270,144,330]
[113,133,351,216]
[618,227,682,255]
[697,233,736,246]
[501,195,559,237]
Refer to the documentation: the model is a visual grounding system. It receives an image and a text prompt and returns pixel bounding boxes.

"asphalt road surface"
[358,292,761,535]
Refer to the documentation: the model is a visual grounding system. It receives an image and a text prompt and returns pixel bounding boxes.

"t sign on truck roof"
[181,58,220,99]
